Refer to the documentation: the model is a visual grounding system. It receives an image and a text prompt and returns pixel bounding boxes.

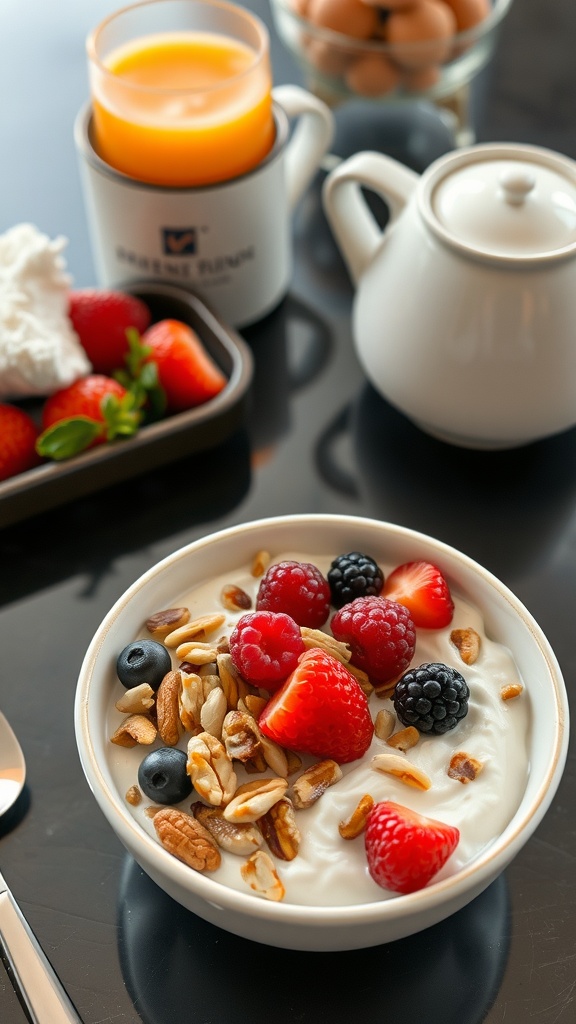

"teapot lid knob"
[499,169,536,206]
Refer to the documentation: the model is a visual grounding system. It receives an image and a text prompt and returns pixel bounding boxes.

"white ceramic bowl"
[75,514,568,951]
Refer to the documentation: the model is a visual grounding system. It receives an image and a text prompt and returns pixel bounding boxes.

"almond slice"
[371,752,431,791]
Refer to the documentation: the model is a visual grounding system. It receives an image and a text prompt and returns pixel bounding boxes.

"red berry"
[383,561,454,629]
[365,801,460,894]
[0,403,42,481]
[331,595,416,686]
[69,289,151,374]
[37,375,142,460]
[229,611,305,691]
[142,319,227,412]
[259,647,374,763]
[256,560,331,629]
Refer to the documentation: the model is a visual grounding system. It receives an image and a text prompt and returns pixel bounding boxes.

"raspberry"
[393,662,469,734]
[328,551,384,609]
[331,596,416,686]
[229,610,305,691]
[256,560,331,628]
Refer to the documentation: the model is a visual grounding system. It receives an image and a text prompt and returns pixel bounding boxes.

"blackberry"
[393,662,469,735]
[328,551,384,608]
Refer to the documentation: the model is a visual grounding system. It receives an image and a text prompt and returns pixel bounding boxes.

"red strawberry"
[142,319,227,413]
[69,289,151,374]
[382,561,454,629]
[365,801,460,894]
[258,647,374,764]
[37,375,142,460]
[0,403,42,481]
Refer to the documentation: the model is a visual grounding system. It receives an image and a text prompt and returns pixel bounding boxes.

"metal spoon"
[0,711,82,1023]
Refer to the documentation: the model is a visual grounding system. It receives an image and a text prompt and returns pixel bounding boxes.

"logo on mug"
[162,227,197,256]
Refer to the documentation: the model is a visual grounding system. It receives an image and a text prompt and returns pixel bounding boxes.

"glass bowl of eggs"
[269,0,513,144]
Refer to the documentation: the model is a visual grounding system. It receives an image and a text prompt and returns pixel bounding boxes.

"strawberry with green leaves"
[68,289,151,374]
[0,403,42,481]
[36,375,143,461]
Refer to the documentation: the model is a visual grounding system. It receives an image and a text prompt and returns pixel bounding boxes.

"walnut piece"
[153,807,221,871]
[187,733,237,806]
[447,751,484,784]
[291,759,343,809]
[338,794,374,839]
[258,797,301,860]
[451,627,481,665]
[191,801,263,856]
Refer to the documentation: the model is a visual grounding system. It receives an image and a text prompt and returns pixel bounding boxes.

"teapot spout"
[322,152,418,285]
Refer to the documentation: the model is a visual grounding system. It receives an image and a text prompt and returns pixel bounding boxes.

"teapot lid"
[422,143,576,262]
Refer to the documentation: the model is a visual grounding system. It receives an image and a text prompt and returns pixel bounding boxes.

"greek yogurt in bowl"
[75,515,568,950]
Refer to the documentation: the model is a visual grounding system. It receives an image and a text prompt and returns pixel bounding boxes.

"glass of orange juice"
[87,0,275,187]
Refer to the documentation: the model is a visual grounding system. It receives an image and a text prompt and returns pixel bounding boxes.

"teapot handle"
[322,151,419,285]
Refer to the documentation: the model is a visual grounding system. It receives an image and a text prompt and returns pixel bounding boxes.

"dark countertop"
[0,1,575,1022]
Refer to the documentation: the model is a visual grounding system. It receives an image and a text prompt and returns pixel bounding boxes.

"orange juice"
[91,31,275,187]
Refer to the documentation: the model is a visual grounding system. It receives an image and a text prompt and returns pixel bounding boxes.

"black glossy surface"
[1,2,575,1022]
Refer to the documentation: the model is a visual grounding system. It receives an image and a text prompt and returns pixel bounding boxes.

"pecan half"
[153,807,221,871]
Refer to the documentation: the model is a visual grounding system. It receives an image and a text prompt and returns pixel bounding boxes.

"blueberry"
[138,747,192,804]
[116,639,171,690]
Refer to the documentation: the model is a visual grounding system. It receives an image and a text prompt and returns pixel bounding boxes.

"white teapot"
[322,143,576,449]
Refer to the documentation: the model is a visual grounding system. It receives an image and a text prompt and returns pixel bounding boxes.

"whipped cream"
[0,223,91,398]
[107,552,530,906]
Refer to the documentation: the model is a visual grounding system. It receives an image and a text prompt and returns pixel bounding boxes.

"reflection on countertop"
[117,854,510,1024]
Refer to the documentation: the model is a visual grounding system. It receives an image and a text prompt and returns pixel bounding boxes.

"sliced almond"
[163,613,226,648]
[146,607,190,639]
[371,752,432,791]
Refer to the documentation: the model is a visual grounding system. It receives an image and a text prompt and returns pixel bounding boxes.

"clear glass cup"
[87,0,275,187]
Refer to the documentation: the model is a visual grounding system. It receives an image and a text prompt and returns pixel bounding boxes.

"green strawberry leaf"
[100,391,143,439]
[35,417,104,460]
[114,327,167,423]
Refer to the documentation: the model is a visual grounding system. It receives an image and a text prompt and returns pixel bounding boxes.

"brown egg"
[291,0,312,15]
[386,0,457,68]
[307,0,379,39]
[443,0,490,32]
[402,62,441,91]
[304,37,355,76]
[346,51,401,96]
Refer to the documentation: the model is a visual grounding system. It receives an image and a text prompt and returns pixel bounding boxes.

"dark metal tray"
[0,282,254,528]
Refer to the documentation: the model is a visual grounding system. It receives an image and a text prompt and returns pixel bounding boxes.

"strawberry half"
[258,647,374,764]
[142,319,227,413]
[0,403,42,481]
[69,289,151,375]
[382,560,454,629]
[365,801,460,894]
[36,375,143,460]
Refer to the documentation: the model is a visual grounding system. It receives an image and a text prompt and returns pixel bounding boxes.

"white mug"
[74,84,334,328]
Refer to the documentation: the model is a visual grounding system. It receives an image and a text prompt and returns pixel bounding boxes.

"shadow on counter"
[315,382,576,580]
[117,854,509,1024]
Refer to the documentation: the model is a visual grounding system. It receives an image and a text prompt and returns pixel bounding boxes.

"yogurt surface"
[107,551,531,906]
